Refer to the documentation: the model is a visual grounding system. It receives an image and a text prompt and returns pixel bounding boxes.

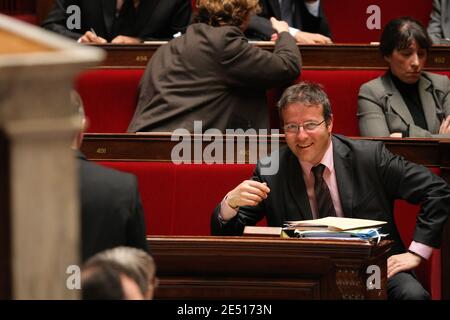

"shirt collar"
[299,139,334,177]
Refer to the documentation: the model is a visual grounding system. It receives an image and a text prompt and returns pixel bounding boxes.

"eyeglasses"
[283,120,326,133]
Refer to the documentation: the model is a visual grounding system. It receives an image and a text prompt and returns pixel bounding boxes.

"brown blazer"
[127,23,301,132]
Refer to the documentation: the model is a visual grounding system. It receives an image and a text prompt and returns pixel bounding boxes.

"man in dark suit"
[211,82,450,299]
[42,0,191,43]
[246,0,332,43]
[72,92,148,262]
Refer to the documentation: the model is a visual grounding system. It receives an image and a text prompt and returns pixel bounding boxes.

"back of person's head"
[380,16,432,57]
[81,262,144,300]
[193,0,260,27]
[81,263,125,300]
[83,246,157,300]
[277,81,333,125]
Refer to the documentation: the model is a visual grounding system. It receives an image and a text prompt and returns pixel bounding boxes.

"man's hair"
[380,16,432,57]
[81,263,125,300]
[83,247,156,297]
[277,81,333,124]
[193,0,260,27]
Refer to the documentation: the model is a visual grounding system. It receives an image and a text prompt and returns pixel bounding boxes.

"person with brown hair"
[82,247,157,300]
[128,0,301,133]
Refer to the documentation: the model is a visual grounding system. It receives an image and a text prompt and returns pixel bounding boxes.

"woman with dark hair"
[358,17,450,137]
[128,0,301,133]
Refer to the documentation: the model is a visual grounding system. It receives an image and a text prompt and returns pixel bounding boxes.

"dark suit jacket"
[427,0,450,44]
[127,23,301,132]
[358,71,450,137]
[211,135,450,256]
[246,0,332,40]
[42,0,192,42]
[78,152,148,262]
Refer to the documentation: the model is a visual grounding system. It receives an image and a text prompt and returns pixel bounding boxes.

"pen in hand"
[90,28,97,37]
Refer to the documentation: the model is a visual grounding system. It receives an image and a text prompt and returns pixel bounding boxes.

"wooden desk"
[148,236,391,300]
[93,43,450,70]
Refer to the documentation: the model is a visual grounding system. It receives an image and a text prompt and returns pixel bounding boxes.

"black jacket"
[78,152,148,261]
[42,0,192,42]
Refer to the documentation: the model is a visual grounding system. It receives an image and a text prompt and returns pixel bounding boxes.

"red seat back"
[323,0,433,43]
[97,162,255,236]
[75,69,143,133]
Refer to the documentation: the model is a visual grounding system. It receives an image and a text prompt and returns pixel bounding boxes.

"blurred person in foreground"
[82,246,156,300]
[71,91,148,262]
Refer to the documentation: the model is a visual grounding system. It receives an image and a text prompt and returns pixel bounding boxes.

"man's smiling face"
[282,102,333,165]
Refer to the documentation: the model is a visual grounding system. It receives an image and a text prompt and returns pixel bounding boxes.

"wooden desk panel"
[81,134,449,176]
[94,43,450,70]
[148,236,391,300]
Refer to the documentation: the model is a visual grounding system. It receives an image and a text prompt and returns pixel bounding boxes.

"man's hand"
[111,35,141,44]
[78,31,107,44]
[390,132,403,138]
[439,115,450,134]
[387,252,422,278]
[294,31,332,44]
[227,180,270,209]
[270,17,289,35]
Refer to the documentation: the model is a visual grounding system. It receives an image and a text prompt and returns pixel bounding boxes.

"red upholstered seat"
[75,68,450,136]
[299,69,385,136]
[75,69,143,133]
[9,14,37,25]
[98,162,256,236]
[323,0,432,43]
[267,69,385,135]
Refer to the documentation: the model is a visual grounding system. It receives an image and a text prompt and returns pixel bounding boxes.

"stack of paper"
[282,217,388,242]
[284,217,387,231]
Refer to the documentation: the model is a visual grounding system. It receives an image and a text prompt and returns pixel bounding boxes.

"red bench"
[323,0,433,43]
[75,68,386,135]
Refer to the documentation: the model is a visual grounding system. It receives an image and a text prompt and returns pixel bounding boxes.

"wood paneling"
[92,44,450,70]
[0,130,11,299]
[148,236,391,300]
